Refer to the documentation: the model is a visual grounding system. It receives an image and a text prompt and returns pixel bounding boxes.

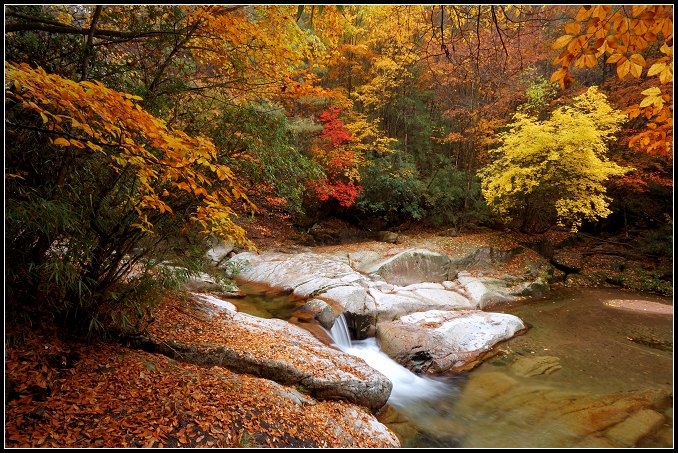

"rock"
[448,246,523,278]
[655,427,673,448]
[510,355,562,377]
[192,292,238,312]
[376,310,526,373]
[339,406,401,447]
[228,251,474,338]
[346,250,385,273]
[603,299,673,316]
[205,239,234,267]
[605,409,665,447]
[456,272,518,309]
[320,285,377,339]
[295,299,338,330]
[367,249,451,286]
[183,271,233,293]
[229,252,360,293]
[511,277,550,298]
[376,231,399,244]
[146,295,393,413]
[368,287,473,324]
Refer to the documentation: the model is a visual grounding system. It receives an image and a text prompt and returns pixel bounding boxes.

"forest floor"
[5,200,673,448]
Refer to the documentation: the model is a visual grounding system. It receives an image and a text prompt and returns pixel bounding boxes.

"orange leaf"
[575,6,593,22]
[53,137,71,146]
[564,22,581,35]
[632,5,647,18]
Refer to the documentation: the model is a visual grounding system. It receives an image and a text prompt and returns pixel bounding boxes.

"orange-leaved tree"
[550,5,672,159]
[5,62,254,334]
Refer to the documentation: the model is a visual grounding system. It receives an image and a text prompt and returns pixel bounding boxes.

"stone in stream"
[227,250,479,338]
[376,310,526,373]
[603,299,673,316]
[294,298,338,330]
[368,285,474,324]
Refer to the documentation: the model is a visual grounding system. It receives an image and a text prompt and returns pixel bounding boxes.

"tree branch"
[79,5,103,82]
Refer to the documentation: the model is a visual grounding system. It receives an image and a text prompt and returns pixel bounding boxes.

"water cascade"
[328,314,453,408]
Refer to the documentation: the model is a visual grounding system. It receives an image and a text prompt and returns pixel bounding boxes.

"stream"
[224,285,673,448]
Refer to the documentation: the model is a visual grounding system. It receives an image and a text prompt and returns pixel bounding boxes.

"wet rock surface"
[452,371,672,448]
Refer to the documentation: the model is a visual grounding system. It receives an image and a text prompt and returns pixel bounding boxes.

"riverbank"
[5,299,399,448]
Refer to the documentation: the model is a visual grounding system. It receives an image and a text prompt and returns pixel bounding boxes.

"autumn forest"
[4,4,674,448]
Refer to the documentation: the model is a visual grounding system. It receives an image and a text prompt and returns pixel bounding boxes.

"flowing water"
[328,315,453,409]
[222,285,673,448]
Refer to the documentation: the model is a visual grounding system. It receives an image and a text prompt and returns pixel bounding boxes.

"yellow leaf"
[40,112,48,124]
[639,95,657,108]
[647,62,666,77]
[632,5,647,18]
[641,87,662,96]
[552,34,574,50]
[629,62,642,78]
[662,18,672,40]
[659,42,672,56]
[567,36,585,54]
[575,55,587,69]
[606,54,624,64]
[550,68,566,83]
[617,59,631,79]
[53,137,71,146]
[659,65,672,84]
[86,141,103,151]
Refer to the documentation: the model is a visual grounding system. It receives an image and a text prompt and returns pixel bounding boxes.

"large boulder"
[205,238,234,267]
[228,251,476,337]
[5,326,400,448]
[362,249,452,286]
[229,252,361,294]
[448,246,523,278]
[146,294,393,413]
[456,272,518,309]
[376,310,526,373]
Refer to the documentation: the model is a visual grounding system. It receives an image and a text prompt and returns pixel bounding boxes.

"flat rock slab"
[603,299,673,316]
[454,371,671,448]
[510,355,562,377]
[147,294,393,413]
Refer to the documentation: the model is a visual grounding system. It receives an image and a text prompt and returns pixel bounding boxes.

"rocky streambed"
[224,246,548,373]
[168,241,672,448]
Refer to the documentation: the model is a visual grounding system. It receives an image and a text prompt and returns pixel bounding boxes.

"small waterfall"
[327,313,453,408]
[328,313,352,349]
